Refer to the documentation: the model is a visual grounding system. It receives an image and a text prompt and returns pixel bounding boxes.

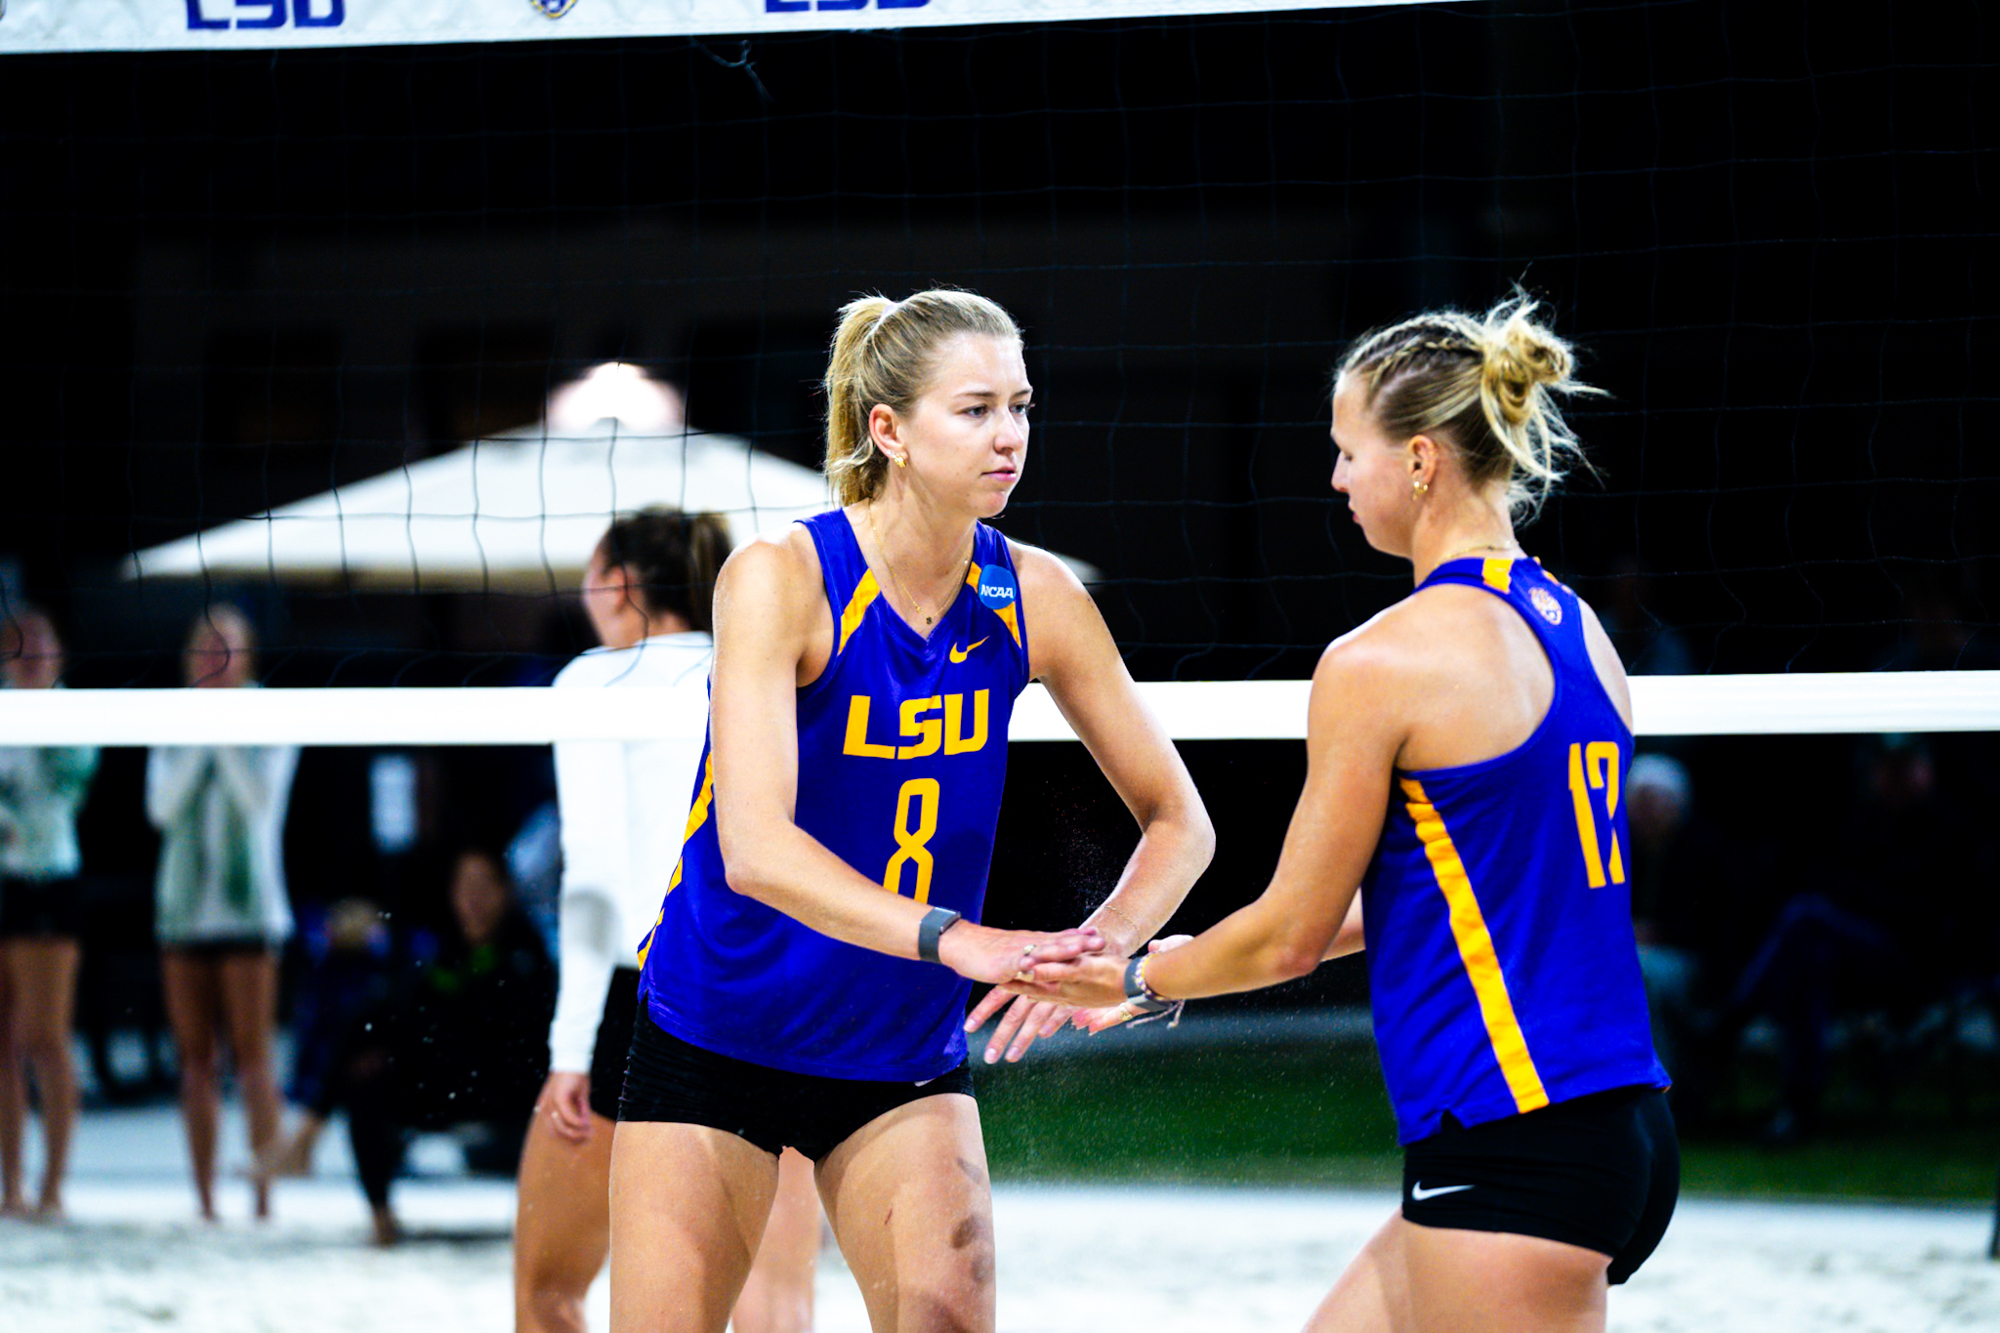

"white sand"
[4,1103,1996,1332]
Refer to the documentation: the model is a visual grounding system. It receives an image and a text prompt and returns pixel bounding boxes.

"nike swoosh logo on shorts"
[949,637,989,663]
[1410,1181,1475,1201]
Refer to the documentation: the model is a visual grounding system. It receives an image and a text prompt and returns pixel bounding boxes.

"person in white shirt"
[146,606,298,1222]
[0,607,99,1219]
[514,509,822,1333]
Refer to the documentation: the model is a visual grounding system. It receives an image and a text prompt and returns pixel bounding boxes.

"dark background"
[1,1,1996,1131]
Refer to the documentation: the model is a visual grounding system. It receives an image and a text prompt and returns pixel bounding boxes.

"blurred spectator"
[0,607,99,1218]
[1624,754,1735,1128]
[284,898,396,1117]
[1716,736,1967,1142]
[263,848,554,1245]
[1885,582,2000,674]
[146,606,299,1221]
[505,798,563,955]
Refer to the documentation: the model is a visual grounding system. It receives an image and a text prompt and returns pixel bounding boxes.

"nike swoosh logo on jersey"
[1410,1182,1475,1202]
[949,637,990,663]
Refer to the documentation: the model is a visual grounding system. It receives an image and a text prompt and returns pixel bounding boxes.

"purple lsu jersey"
[636,511,1032,1081]
[1361,556,1669,1144]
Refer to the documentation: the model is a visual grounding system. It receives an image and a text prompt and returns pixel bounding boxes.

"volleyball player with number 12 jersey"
[608,290,1213,1333]
[1010,295,1677,1333]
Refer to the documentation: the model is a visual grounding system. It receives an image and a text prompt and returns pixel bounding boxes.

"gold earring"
[1413,478,1428,496]
[893,454,907,469]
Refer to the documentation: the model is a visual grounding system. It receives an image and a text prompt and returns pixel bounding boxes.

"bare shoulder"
[720,526,820,599]
[1010,539,1088,609]
[1309,603,1435,738]
[715,525,827,642]
[1010,540,1103,676]
[1324,589,1475,685]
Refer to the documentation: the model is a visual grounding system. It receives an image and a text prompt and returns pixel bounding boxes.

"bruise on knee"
[949,1213,994,1286]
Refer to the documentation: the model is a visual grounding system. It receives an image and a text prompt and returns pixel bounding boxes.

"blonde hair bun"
[1337,291,1602,520]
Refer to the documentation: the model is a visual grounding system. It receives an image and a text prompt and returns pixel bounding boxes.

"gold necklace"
[863,506,975,627]
[1438,540,1521,565]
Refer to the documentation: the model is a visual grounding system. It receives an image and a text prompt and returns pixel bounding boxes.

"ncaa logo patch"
[976,565,1018,611]
[1529,586,1563,625]
[529,0,578,16]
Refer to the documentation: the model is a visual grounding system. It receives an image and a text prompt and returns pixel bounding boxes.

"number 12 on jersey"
[1567,741,1625,888]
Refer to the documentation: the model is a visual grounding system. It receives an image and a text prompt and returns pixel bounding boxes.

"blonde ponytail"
[1336,292,1601,520]
[822,289,1022,505]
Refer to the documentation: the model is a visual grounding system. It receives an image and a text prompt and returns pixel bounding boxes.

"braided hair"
[1336,293,1602,520]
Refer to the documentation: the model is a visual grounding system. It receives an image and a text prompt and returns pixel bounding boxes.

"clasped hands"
[961,929,1193,1063]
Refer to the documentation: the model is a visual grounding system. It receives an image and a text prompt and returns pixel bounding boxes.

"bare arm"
[708,535,1099,985]
[1008,632,1407,1010]
[964,547,1216,1059]
[1021,547,1215,956]
[1324,894,1365,960]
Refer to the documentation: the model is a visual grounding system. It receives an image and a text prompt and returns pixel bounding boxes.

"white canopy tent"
[124,367,834,592]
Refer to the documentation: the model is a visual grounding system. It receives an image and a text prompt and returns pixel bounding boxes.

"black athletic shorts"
[0,877,85,939]
[1402,1085,1679,1285]
[587,967,642,1122]
[163,936,277,958]
[619,1007,975,1162]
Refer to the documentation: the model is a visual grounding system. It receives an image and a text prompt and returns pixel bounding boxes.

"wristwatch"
[917,906,963,964]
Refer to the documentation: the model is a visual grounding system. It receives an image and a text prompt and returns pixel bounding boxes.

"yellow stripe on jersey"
[966,562,1022,647]
[639,751,716,952]
[640,752,717,967]
[837,570,882,655]
[1481,557,1514,594]
[1399,776,1550,1115]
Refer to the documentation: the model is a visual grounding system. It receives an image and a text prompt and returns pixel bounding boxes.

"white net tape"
[3,674,1995,746]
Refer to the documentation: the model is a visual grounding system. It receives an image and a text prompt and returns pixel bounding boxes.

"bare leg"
[1308,1212,1608,1333]
[514,1101,615,1333]
[160,951,224,1222]
[6,939,82,1216]
[816,1093,994,1333]
[217,950,282,1221]
[519,1097,823,1333]
[609,1121,780,1333]
[734,1148,821,1333]
[0,956,24,1217]
[1306,1212,1413,1333]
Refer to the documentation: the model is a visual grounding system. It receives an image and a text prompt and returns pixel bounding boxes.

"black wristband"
[917,906,963,964]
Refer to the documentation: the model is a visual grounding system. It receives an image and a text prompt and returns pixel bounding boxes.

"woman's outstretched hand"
[950,924,1105,1063]
[1007,933,1196,1033]
[938,921,1105,987]
[961,991,1077,1064]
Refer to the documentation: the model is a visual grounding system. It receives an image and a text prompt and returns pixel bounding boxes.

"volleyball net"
[3,0,1996,700]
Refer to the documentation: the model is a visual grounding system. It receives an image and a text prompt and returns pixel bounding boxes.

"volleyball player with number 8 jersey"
[608,290,1213,1333]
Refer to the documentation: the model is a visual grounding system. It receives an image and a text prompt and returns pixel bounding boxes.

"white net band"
[0,0,1445,57]
[3,674,1994,746]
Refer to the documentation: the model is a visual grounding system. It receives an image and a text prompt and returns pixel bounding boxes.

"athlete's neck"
[1407,491,1519,587]
[854,496,978,626]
